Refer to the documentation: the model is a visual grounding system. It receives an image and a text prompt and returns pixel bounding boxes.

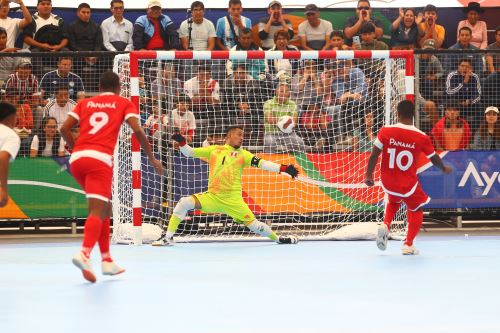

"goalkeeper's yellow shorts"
[193,192,255,225]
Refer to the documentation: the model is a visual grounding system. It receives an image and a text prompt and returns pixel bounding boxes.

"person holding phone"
[343,0,383,47]
[418,4,445,49]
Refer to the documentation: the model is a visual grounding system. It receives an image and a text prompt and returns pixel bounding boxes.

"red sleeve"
[431,118,444,149]
[68,101,82,121]
[124,99,139,120]
[421,134,436,157]
[462,120,472,149]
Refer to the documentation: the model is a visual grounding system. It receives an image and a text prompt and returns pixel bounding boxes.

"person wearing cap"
[0,101,20,207]
[417,4,445,49]
[5,59,39,106]
[215,0,252,50]
[431,102,471,151]
[23,0,69,52]
[0,0,31,49]
[132,0,180,50]
[179,1,216,51]
[298,4,333,50]
[343,0,383,47]
[472,106,500,150]
[446,26,483,78]
[257,1,293,50]
[389,8,423,49]
[418,39,443,131]
[457,2,487,50]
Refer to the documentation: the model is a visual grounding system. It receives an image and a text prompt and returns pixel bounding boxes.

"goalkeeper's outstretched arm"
[172,133,195,157]
[251,156,299,178]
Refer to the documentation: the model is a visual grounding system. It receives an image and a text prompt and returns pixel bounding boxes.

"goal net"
[112,50,414,244]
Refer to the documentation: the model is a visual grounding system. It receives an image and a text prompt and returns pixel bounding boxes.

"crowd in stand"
[0,0,498,155]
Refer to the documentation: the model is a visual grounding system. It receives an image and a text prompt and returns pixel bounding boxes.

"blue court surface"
[1,234,499,333]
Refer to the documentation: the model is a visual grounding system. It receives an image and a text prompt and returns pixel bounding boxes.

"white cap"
[148,0,162,8]
[485,106,499,114]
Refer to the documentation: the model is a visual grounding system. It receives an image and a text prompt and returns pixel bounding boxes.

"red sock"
[82,215,103,257]
[405,210,424,246]
[98,217,112,262]
[384,201,401,230]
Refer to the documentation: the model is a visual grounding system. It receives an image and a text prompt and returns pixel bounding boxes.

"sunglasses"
[358,6,370,10]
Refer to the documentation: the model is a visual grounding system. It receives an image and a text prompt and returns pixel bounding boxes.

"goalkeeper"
[152,125,300,246]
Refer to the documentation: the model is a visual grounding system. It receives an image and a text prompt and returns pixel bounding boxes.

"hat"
[423,4,437,13]
[16,58,32,68]
[422,39,436,50]
[268,1,282,8]
[485,106,499,114]
[464,2,484,13]
[304,4,319,14]
[147,0,162,8]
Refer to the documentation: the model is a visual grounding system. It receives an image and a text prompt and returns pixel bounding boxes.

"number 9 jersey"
[374,123,436,198]
[68,92,139,166]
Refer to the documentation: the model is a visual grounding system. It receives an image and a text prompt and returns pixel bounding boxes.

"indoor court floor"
[1,232,499,333]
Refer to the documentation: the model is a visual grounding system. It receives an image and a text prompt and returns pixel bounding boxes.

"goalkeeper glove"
[280,164,299,178]
[171,133,186,146]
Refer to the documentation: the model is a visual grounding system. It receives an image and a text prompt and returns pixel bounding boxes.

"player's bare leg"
[99,203,125,275]
[377,200,401,251]
[152,195,198,246]
[402,209,423,255]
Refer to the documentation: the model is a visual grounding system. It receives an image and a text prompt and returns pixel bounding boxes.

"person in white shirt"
[43,85,77,126]
[101,0,133,51]
[298,4,333,50]
[30,116,65,157]
[0,0,32,49]
[0,101,21,207]
[166,93,196,145]
[179,1,216,51]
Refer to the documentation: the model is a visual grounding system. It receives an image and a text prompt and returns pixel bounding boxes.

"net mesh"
[111,51,410,244]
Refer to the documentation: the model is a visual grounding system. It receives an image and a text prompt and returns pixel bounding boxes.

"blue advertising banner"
[420,151,500,209]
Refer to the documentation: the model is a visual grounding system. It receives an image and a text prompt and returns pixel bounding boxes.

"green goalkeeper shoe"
[278,235,299,244]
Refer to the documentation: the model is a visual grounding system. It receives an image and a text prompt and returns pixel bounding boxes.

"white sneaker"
[402,244,419,255]
[151,233,174,246]
[72,251,96,283]
[102,261,125,276]
[376,224,389,251]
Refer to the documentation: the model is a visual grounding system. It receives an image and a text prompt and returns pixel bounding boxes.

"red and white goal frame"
[112,50,414,245]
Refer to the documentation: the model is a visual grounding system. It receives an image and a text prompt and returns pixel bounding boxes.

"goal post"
[112,50,414,245]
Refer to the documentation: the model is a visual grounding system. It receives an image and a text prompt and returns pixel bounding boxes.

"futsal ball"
[277,115,295,134]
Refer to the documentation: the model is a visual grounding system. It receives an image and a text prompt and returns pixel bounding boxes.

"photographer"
[417,4,445,49]
[179,1,216,51]
[257,1,293,50]
[343,0,383,47]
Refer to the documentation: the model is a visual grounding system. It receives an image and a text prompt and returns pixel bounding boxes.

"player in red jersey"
[60,72,162,283]
[365,100,452,255]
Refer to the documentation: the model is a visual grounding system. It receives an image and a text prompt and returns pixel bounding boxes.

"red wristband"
[280,164,287,172]
[178,141,186,147]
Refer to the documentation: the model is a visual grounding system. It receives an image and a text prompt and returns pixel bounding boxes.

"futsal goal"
[111,50,414,244]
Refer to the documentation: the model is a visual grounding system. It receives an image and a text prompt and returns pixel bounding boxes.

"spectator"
[5,87,33,140]
[5,59,39,105]
[29,92,45,129]
[39,57,85,101]
[263,83,307,152]
[133,0,180,50]
[357,22,388,50]
[446,26,483,77]
[258,1,293,50]
[343,0,383,47]
[298,4,332,51]
[431,103,471,151]
[389,8,422,50]
[144,103,167,142]
[0,27,29,84]
[0,0,32,49]
[472,106,500,150]
[42,85,76,126]
[268,29,298,82]
[457,2,487,50]
[101,0,133,52]
[151,62,183,105]
[417,39,443,132]
[165,93,197,146]
[184,64,220,119]
[68,3,103,52]
[222,63,261,136]
[30,116,65,157]
[352,112,375,152]
[291,59,322,108]
[325,30,349,50]
[484,27,500,107]
[417,4,445,49]
[23,0,69,52]
[445,58,481,131]
[226,28,267,79]
[299,98,330,149]
[215,0,252,50]
[179,1,215,51]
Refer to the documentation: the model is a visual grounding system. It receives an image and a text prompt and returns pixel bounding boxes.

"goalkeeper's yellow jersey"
[193,144,257,197]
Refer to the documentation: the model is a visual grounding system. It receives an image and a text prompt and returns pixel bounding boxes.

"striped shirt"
[5,73,39,104]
